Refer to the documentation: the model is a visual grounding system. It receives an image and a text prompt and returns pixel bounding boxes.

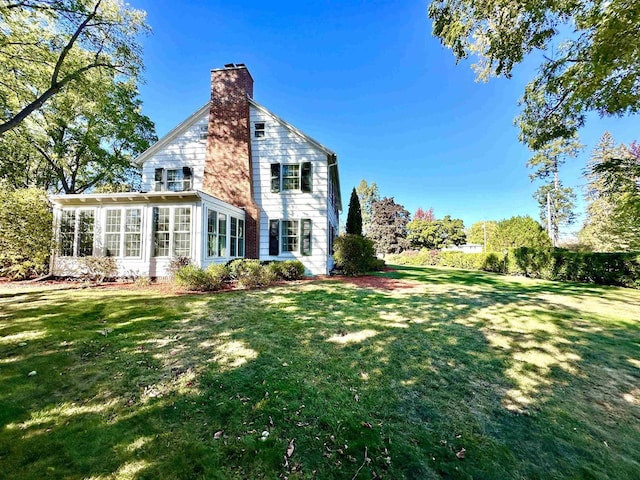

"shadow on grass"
[0,268,639,479]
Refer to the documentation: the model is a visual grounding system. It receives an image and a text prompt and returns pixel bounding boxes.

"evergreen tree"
[345,188,363,236]
[356,179,380,235]
[527,136,581,246]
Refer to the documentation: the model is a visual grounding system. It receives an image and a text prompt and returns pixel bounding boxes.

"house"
[50,64,342,277]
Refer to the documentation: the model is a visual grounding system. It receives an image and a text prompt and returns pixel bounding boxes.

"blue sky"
[133,0,638,235]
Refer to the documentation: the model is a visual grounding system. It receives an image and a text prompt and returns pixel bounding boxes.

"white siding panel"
[140,111,209,192]
[250,105,333,275]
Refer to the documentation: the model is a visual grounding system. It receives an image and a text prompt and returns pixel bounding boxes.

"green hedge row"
[387,248,640,289]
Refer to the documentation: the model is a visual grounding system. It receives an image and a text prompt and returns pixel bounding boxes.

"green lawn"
[1,266,639,479]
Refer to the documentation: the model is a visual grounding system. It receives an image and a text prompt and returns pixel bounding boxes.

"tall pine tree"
[345,188,363,236]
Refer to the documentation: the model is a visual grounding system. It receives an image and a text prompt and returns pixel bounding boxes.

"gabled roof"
[132,103,210,166]
[248,98,336,156]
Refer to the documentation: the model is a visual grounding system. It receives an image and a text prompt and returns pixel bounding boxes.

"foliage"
[0,0,150,135]
[345,187,363,236]
[133,275,151,287]
[467,220,498,251]
[266,260,306,281]
[0,187,53,279]
[355,179,380,235]
[368,197,410,255]
[205,264,230,291]
[388,249,504,273]
[493,215,552,251]
[0,71,155,193]
[527,136,581,245]
[428,0,640,149]
[174,265,217,292]
[407,215,466,250]
[168,256,192,277]
[78,256,118,282]
[585,135,640,251]
[333,234,379,276]
[233,260,273,289]
[413,207,435,221]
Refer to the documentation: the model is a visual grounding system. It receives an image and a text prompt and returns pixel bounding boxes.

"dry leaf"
[354,394,360,402]
[361,421,372,429]
[269,416,274,428]
[456,448,466,459]
[213,430,223,439]
[286,438,295,458]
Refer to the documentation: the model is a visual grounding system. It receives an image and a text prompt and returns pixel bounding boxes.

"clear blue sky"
[133,0,638,236]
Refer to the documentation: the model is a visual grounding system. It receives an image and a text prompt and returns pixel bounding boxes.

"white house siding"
[140,110,209,193]
[250,105,333,275]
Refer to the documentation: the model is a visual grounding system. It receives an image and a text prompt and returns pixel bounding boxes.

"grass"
[0,266,639,479]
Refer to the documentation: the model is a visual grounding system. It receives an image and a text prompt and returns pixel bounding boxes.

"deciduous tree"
[368,197,410,255]
[0,0,149,135]
[407,215,466,250]
[467,220,498,252]
[493,216,552,250]
[428,0,640,149]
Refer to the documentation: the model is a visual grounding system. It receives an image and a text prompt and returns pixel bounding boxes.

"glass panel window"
[218,213,227,257]
[281,220,299,252]
[153,207,170,257]
[60,210,76,257]
[238,219,244,257]
[78,211,94,257]
[105,210,121,257]
[124,209,142,257]
[281,164,300,190]
[230,217,238,257]
[207,209,217,257]
[254,122,265,138]
[173,207,191,257]
[166,169,181,192]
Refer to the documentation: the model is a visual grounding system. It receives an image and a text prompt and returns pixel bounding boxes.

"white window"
[104,208,142,257]
[207,209,218,257]
[58,209,95,257]
[154,168,192,192]
[281,220,299,252]
[281,164,300,191]
[152,206,191,258]
[254,122,265,138]
[218,213,227,257]
[230,217,244,257]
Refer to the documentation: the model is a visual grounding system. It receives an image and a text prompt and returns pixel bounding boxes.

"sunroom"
[50,190,246,278]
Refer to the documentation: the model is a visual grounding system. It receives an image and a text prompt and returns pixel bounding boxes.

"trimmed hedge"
[333,234,384,276]
[387,248,640,288]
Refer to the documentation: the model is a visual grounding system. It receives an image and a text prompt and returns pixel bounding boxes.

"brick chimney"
[204,64,260,259]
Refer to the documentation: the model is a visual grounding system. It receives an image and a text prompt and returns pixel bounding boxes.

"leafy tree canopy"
[493,215,552,251]
[407,215,466,250]
[467,220,498,251]
[345,187,363,236]
[0,0,149,135]
[368,197,410,255]
[428,0,640,149]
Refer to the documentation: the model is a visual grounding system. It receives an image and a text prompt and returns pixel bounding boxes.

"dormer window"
[154,167,193,192]
[254,122,265,138]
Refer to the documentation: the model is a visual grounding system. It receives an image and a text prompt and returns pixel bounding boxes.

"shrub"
[280,260,306,280]
[174,265,214,291]
[333,234,378,276]
[232,259,273,289]
[0,187,53,280]
[79,256,118,282]
[205,264,230,290]
[168,256,192,276]
[134,276,152,287]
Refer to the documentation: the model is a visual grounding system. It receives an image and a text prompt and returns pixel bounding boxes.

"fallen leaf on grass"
[28,371,37,377]
[286,438,295,458]
[354,394,359,402]
[361,421,372,429]
[456,448,466,459]
[213,431,223,439]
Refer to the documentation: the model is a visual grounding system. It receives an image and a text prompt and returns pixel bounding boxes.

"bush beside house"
[333,234,384,276]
